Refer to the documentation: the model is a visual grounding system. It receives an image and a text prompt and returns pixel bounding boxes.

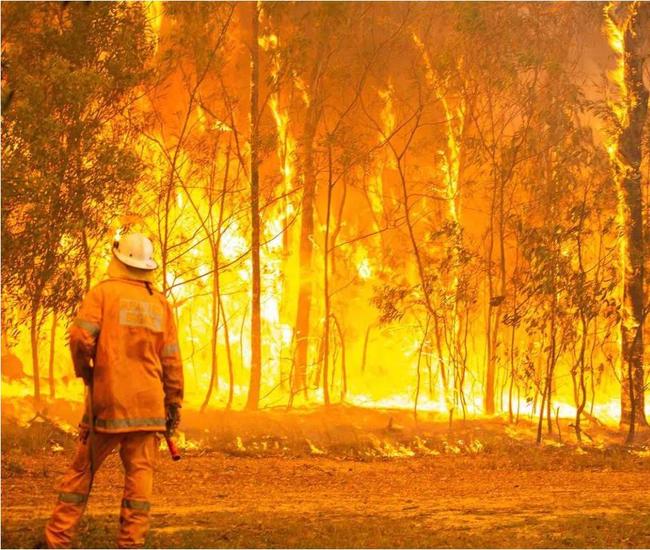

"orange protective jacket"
[70,258,183,433]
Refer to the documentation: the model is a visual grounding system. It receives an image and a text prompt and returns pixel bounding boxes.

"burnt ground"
[2,402,650,548]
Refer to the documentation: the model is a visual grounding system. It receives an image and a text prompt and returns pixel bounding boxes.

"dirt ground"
[2,404,650,548]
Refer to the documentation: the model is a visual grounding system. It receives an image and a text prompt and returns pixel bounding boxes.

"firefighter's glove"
[166,404,181,433]
[79,366,93,386]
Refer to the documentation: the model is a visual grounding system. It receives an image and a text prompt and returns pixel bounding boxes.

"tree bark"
[485,177,497,416]
[48,311,57,399]
[485,171,505,416]
[291,67,322,400]
[201,270,221,412]
[322,146,334,405]
[30,306,41,404]
[246,1,262,411]
[617,4,648,432]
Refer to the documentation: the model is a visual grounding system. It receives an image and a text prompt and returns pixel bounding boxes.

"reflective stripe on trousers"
[44,431,157,549]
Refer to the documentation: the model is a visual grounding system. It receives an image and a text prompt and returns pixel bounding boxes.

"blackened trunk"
[291,88,320,399]
[618,4,648,432]
[322,147,333,405]
[246,2,262,411]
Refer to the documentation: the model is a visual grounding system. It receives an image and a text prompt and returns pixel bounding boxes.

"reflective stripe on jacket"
[70,266,183,434]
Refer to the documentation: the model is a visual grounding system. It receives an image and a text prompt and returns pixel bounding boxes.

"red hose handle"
[165,435,181,461]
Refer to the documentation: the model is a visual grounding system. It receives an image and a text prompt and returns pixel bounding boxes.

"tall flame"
[603,1,629,372]
[604,3,628,128]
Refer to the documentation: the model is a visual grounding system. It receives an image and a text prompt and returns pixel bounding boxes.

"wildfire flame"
[2,3,646,432]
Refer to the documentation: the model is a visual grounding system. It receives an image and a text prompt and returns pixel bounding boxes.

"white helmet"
[112,233,158,270]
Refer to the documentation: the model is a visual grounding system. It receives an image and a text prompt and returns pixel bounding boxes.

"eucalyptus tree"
[604,2,649,439]
[1,2,153,402]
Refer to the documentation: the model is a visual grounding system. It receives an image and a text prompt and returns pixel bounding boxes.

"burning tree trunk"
[607,3,649,434]
[246,2,262,411]
[292,115,317,398]
[322,145,334,405]
[620,4,649,433]
[291,44,325,401]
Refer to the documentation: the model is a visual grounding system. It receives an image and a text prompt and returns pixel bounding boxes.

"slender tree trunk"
[331,314,347,401]
[240,302,248,378]
[574,194,590,443]
[485,175,499,416]
[211,271,220,387]
[414,315,430,421]
[589,213,606,418]
[220,299,235,410]
[508,247,520,424]
[433,307,449,404]
[508,313,517,423]
[547,156,559,436]
[574,313,589,443]
[48,312,57,399]
[81,227,92,292]
[459,305,470,420]
[322,146,334,405]
[537,288,558,444]
[30,306,41,405]
[329,176,347,276]
[201,269,221,412]
[292,33,327,400]
[361,325,373,373]
[617,4,649,433]
[292,112,318,398]
[246,2,262,410]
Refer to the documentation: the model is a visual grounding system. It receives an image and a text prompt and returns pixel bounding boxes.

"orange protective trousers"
[44,431,157,549]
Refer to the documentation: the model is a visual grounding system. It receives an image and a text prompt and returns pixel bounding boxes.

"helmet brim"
[113,248,158,271]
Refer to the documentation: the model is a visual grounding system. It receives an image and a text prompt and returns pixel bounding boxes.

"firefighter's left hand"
[166,404,181,432]
[77,366,93,386]
[79,427,90,444]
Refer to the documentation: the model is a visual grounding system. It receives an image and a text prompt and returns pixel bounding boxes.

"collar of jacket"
[106,256,155,283]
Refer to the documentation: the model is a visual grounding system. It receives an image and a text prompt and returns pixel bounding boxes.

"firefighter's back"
[91,278,171,433]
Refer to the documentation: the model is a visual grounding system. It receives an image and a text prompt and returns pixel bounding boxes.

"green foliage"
[1,2,153,325]
[507,130,618,396]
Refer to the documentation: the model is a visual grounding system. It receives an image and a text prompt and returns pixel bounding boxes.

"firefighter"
[44,233,183,549]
